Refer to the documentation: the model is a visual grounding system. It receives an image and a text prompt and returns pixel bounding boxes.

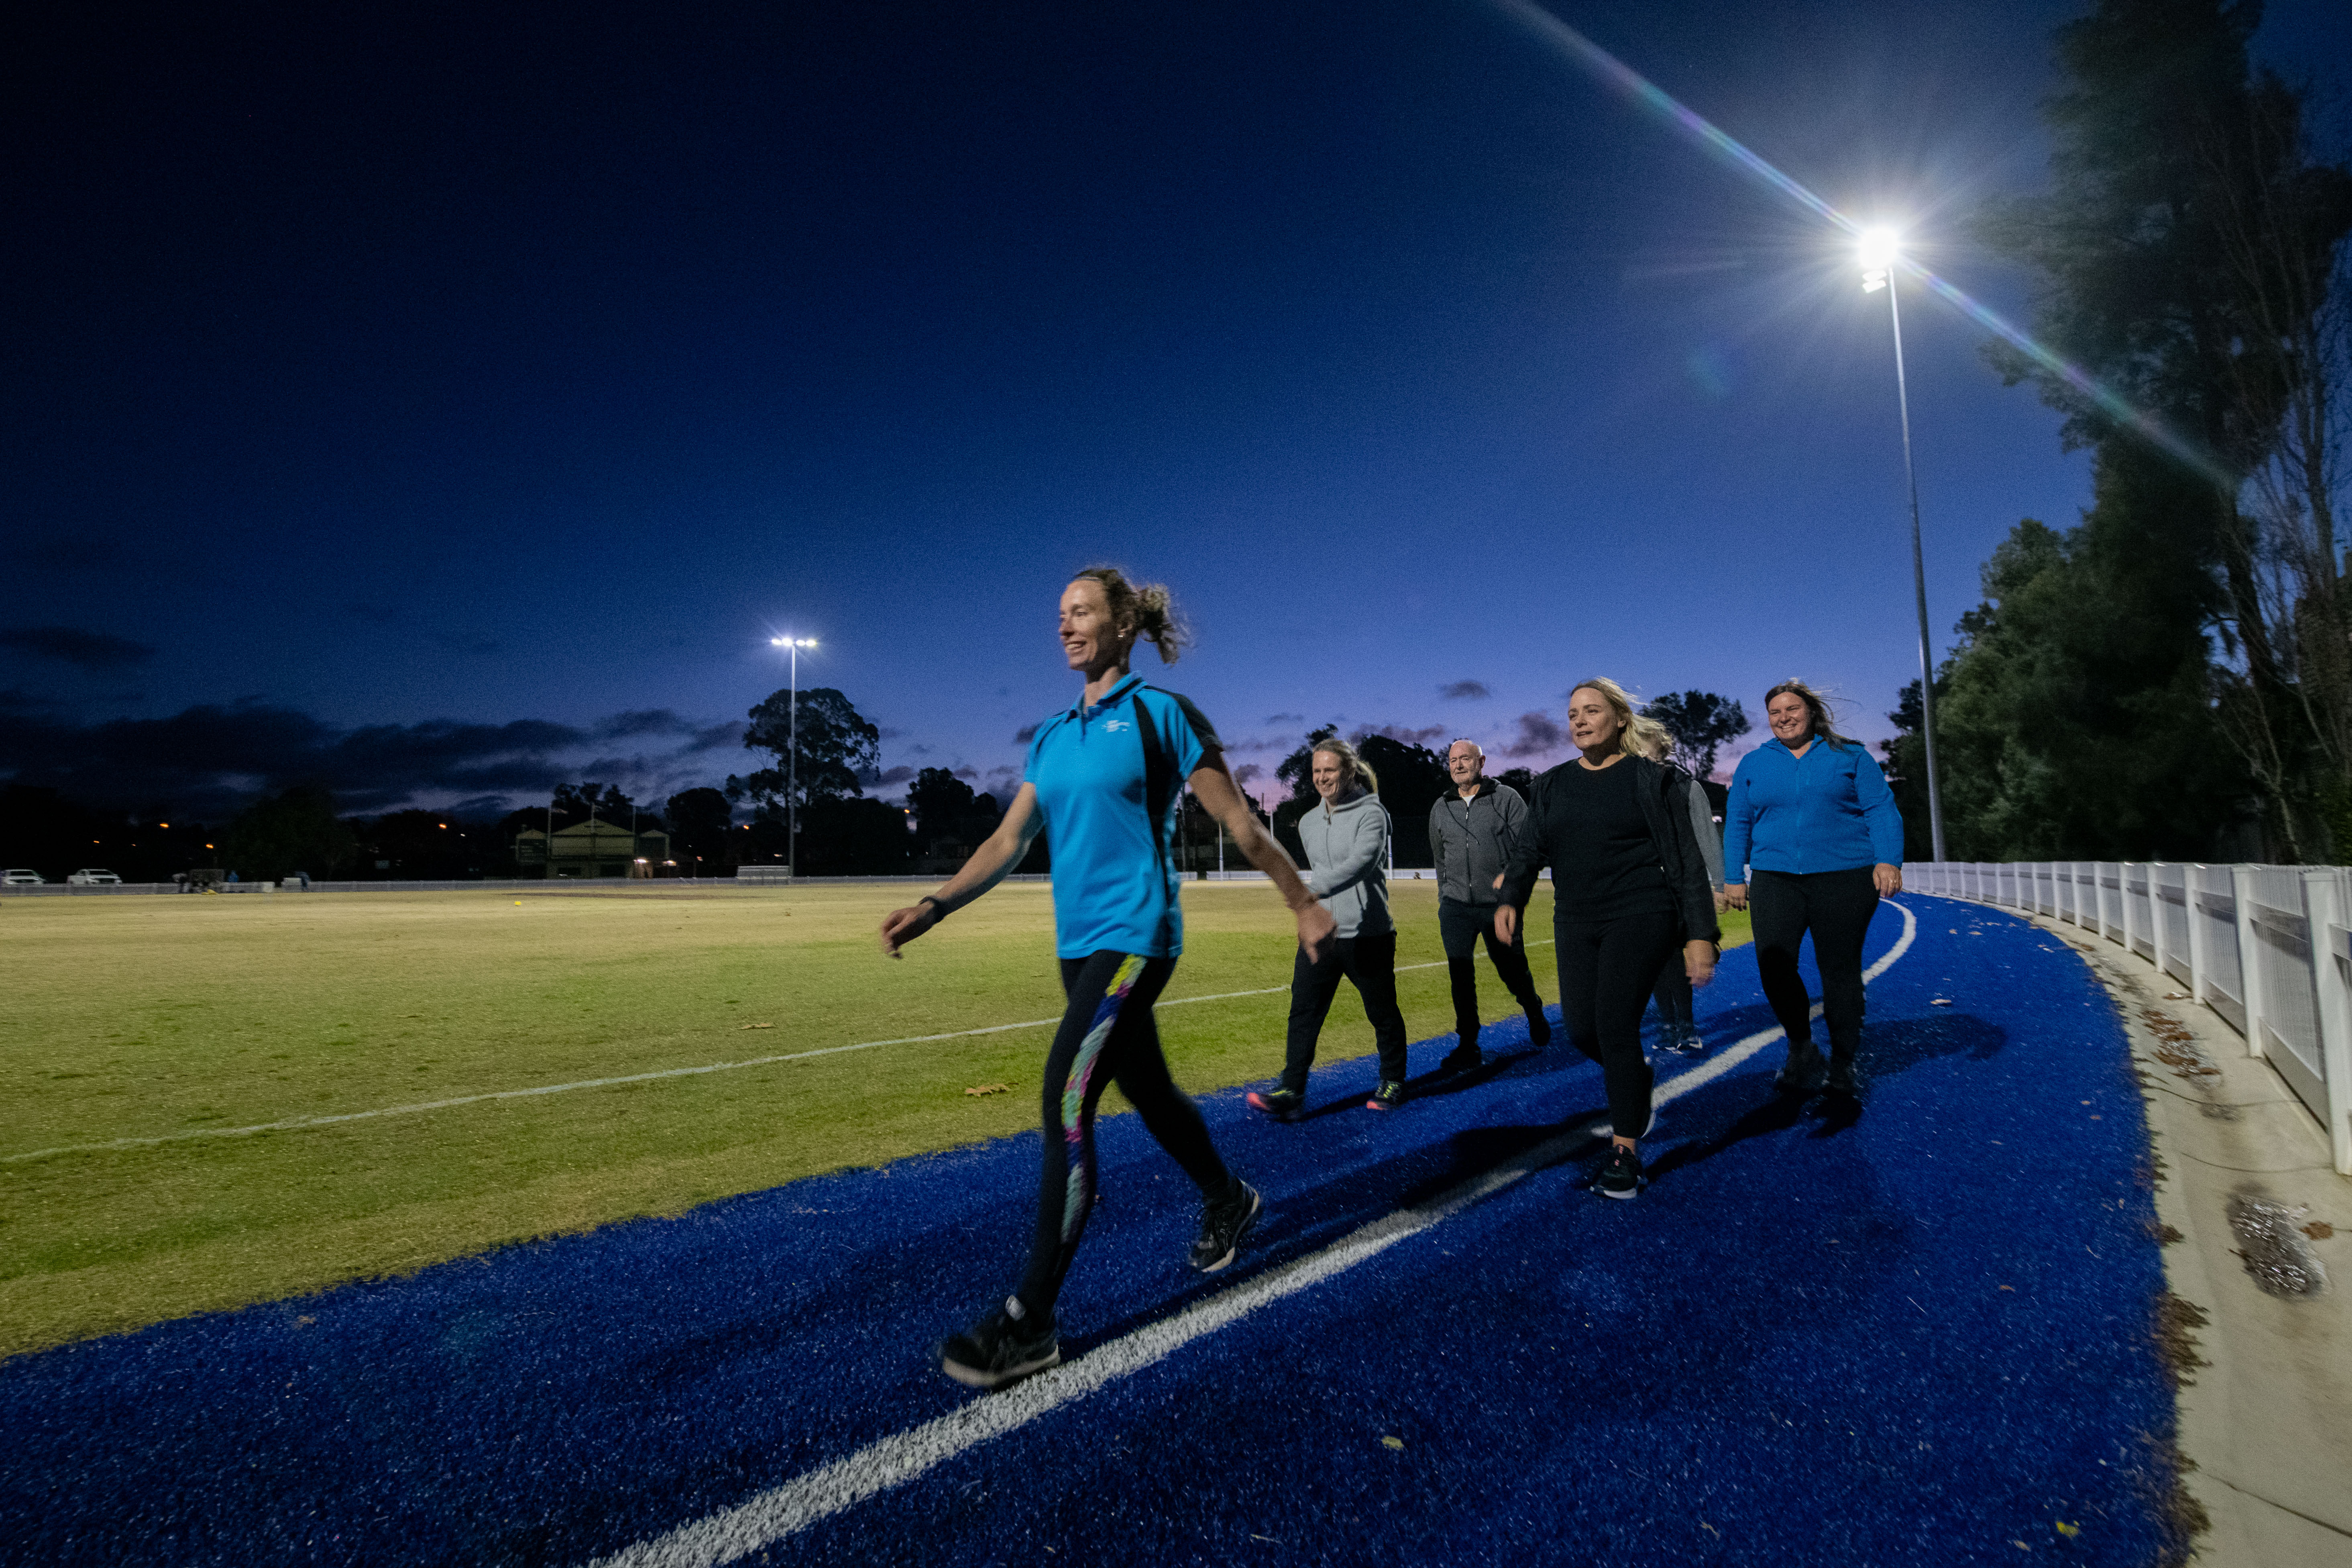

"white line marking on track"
[0,943,1556,1165]
[589,902,1917,1568]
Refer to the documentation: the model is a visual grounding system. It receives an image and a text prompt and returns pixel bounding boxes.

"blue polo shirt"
[1023,674,1219,959]
[1722,737,1905,879]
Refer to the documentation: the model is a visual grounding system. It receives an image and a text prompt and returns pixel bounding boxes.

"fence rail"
[1915,860,2352,1174]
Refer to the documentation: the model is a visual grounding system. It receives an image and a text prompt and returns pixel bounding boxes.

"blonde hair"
[1311,735,1380,794]
[1763,678,1856,750]
[1071,565,1187,664]
[1569,678,1670,760]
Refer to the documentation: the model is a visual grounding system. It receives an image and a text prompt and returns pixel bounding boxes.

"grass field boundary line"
[0,942,1558,1165]
[587,902,1912,1567]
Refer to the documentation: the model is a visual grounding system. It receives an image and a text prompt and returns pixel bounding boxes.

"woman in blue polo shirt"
[1721,679,1904,1097]
[879,566,1335,1391]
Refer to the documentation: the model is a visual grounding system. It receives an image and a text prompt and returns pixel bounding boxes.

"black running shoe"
[1364,1079,1406,1112]
[937,1298,1060,1390]
[1774,1040,1825,1094]
[1246,1087,1305,1122]
[1825,1058,1859,1096]
[1664,1023,1706,1056]
[1190,1180,1261,1272]
[1597,1144,1646,1200]
[1525,1008,1553,1049]
[1439,1040,1482,1075]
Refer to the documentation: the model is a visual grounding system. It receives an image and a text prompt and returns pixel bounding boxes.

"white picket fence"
[1913,861,2352,1174]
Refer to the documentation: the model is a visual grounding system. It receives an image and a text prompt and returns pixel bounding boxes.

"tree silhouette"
[1639,691,1751,780]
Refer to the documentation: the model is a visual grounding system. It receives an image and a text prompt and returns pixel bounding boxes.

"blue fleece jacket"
[1721,737,1905,880]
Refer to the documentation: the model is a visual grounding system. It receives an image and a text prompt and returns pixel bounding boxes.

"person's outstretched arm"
[1721,762,1756,910]
[879,783,1046,956]
[1189,756,1336,963]
[1852,748,1906,896]
[1494,777,1548,945]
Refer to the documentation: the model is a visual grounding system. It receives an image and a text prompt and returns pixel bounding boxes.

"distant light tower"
[1860,227,1947,862]
[770,636,819,879]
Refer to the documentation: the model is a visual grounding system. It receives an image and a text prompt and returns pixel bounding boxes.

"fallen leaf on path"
[964,1083,1010,1097]
[1381,1436,1405,1450]
[741,1022,774,1029]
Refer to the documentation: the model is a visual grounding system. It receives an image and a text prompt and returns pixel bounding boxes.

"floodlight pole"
[787,639,799,882]
[771,635,818,880]
[1880,268,1947,861]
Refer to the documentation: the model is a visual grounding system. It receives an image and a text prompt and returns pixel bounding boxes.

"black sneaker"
[1246,1087,1304,1122]
[1439,1039,1482,1075]
[1774,1040,1825,1094]
[937,1298,1060,1389]
[1190,1180,1261,1273]
[1596,1144,1645,1200]
[1525,1008,1553,1049]
[1825,1058,1859,1096]
[1664,1023,1706,1056]
[1365,1079,1406,1112]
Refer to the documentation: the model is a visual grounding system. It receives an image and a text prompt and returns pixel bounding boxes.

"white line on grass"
[590,902,1917,1568]
[0,943,1555,1165]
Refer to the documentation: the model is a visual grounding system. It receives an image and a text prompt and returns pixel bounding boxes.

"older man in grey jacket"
[1428,739,1551,1072]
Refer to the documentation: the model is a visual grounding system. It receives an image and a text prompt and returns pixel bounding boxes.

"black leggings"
[1283,929,1409,1092]
[1438,898,1546,1043]
[1555,910,1680,1137]
[1750,867,1880,1062]
[1018,951,1232,1318]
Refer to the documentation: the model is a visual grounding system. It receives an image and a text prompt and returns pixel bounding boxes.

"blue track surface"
[1,898,2177,1566]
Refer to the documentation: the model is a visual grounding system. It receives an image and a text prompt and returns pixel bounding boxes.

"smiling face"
[1768,691,1814,747]
[1059,578,1130,674]
[1446,741,1484,787]
[1311,749,1349,802]
[1567,687,1623,755]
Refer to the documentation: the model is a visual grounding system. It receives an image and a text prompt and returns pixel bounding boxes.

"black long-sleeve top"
[1500,754,1721,942]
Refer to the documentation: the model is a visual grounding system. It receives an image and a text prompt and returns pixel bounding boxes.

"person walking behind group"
[1498,681,1720,1200]
[1720,679,1904,1099]
[1640,733,1725,1055]
[1247,736,1411,1121]
[880,566,1336,1390]
[1427,739,1550,1073]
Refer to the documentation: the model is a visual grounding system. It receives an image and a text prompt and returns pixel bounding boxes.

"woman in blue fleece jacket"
[1721,679,1904,1097]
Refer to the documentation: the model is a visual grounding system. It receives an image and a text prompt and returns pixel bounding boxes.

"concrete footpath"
[2032,912,2352,1567]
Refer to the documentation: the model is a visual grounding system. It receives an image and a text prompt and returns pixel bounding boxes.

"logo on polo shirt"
[1104,719,1130,732]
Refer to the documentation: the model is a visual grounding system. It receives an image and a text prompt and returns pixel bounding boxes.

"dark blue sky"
[6,0,2346,817]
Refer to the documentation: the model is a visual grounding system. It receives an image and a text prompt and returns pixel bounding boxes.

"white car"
[68,869,122,886]
[2,869,43,886]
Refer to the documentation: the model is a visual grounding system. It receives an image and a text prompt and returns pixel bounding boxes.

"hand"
[1491,872,1505,891]
[1494,904,1519,946]
[1722,883,1747,911]
[1295,902,1338,964]
[879,902,937,958]
[1874,863,1903,897]
[1684,939,1717,988]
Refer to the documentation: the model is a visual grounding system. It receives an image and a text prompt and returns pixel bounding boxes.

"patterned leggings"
[1016,951,1232,1318]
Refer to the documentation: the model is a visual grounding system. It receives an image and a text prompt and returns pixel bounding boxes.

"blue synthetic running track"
[2,897,2177,1566]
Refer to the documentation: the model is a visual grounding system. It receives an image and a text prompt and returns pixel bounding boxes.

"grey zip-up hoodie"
[1296,788,1393,939]
[1426,777,1528,907]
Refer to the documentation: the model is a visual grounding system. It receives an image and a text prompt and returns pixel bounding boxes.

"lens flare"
[1490,0,2227,487]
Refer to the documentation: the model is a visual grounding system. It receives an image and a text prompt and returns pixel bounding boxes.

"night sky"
[7,0,2346,820]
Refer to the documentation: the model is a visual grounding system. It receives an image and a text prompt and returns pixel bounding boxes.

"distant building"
[513,820,672,879]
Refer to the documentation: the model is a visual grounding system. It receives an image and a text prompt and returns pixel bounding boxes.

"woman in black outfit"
[1497,679,1721,1199]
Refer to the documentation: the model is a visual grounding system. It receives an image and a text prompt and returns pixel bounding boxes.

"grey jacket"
[1684,776,1725,890]
[1297,788,1393,939]
[1426,778,1528,907]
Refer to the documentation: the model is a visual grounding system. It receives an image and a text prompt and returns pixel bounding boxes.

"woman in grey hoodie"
[1247,736,1411,1118]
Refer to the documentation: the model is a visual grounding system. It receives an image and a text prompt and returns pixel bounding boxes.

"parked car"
[67,869,122,886]
[2,869,43,886]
